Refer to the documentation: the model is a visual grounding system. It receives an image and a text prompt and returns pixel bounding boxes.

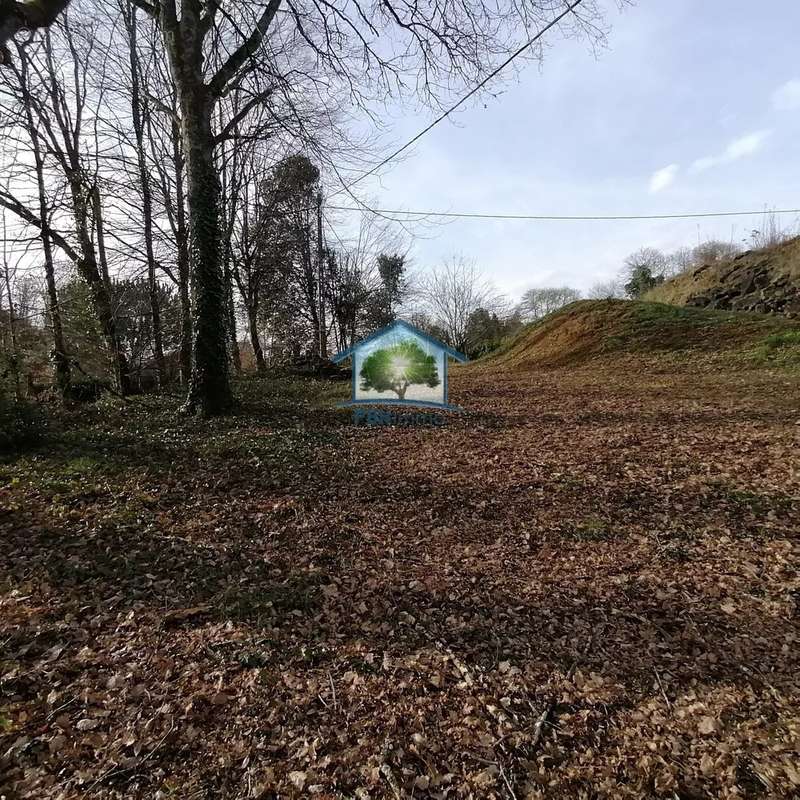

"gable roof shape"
[331,319,468,364]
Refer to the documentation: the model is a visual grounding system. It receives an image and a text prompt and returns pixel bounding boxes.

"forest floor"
[2,313,800,799]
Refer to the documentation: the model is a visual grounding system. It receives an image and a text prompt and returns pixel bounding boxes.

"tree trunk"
[316,191,327,359]
[18,49,69,398]
[223,253,241,373]
[219,135,241,375]
[179,88,231,414]
[42,234,70,399]
[1,254,21,401]
[247,304,266,372]
[171,110,192,388]
[70,178,130,394]
[126,4,165,387]
[159,0,231,415]
[93,185,111,285]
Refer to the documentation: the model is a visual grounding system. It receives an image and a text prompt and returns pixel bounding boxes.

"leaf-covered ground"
[2,325,800,798]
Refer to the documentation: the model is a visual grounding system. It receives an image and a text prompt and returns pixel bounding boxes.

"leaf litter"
[0,349,798,799]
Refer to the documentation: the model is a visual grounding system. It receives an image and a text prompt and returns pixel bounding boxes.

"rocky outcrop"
[685,252,800,316]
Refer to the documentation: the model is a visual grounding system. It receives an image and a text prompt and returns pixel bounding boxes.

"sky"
[339,0,800,299]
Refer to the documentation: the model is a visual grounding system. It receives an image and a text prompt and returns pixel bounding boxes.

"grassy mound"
[483,299,800,370]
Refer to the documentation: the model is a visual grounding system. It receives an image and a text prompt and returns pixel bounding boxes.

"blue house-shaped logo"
[332,320,468,410]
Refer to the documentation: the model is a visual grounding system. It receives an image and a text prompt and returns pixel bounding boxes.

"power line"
[332,0,585,197]
[327,205,800,222]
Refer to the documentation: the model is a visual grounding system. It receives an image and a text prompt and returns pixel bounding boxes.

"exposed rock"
[686,261,800,317]
[652,236,800,316]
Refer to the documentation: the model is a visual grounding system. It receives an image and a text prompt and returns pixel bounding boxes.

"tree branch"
[129,0,158,18]
[0,187,79,261]
[213,86,276,144]
[207,0,281,98]
[0,0,72,64]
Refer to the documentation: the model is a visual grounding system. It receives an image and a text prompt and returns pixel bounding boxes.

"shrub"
[65,378,107,403]
[0,391,45,452]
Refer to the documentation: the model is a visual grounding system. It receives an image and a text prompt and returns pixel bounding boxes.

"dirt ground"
[1,350,799,798]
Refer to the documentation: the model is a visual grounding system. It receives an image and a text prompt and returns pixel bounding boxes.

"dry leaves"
[1,344,799,798]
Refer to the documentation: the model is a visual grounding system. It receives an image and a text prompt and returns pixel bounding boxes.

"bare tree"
[122,0,290,412]
[122,0,165,385]
[623,247,669,279]
[691,240,742,265]
[325,249,373,353]
[1,211,23,399]
[587,279,624,300]
[519,286,581,320]
[324,211,408,350]
[416,256,503,352]
[140,41,193,385]
[0,22,132,392]
[8,44,70,396]
[230,148,283,372]
[667,247,696,277]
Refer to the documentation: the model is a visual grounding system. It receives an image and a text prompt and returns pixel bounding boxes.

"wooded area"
[0,0,603,416]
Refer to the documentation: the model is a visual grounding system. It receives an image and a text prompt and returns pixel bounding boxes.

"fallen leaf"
[698,716,717,735]
[288,771,306,790]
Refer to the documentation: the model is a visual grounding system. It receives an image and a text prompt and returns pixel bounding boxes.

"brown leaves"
[2,359,800,798]
[160,604,213,628]
[697,716,718,735]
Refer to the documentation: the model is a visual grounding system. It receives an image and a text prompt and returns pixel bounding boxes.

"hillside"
[645,236,800,315]
[482,299,800,370]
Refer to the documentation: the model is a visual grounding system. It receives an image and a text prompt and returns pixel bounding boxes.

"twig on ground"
[530,701,552,750]
[653,666,672,709]
[328,670,338,711]
[46,696,77,720]
[530,632,599,752]
[498,761,519,800]
[88,719,174,790]
[379,742,403,800]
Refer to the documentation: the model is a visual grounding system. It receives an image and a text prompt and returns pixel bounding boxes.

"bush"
[0,392,45,452]
[65,378,107,403]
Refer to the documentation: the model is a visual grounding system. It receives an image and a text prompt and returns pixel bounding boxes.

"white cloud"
[772,78,800,111]
[725,131,770,159]
[690,130,771,173]
[649,163,678,193]
[690,156,716,172]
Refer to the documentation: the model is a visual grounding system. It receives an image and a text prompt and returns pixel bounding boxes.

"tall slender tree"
[14,41,70,397]
[123,1,165,385]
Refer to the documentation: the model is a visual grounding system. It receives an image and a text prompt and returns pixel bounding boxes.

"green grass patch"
[751,330,800,367]
[215,572,325,626]
[567,516,616,542]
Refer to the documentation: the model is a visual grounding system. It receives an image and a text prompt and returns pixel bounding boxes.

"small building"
[332,320,468,409]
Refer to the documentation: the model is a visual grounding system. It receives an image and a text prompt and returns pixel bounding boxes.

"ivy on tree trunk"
[180,92,232,414]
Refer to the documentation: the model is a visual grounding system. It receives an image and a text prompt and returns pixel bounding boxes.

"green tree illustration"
[359,339,440,400]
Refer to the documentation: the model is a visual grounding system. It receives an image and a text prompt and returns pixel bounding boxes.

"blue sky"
[343,0,800,298]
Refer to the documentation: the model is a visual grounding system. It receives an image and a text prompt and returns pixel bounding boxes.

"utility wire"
[327,205,800,222]
[331,0,586,197]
